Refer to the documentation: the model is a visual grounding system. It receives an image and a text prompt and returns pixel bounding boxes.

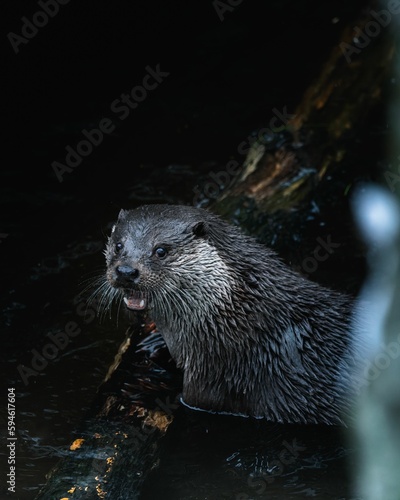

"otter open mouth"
[123,290,147,310]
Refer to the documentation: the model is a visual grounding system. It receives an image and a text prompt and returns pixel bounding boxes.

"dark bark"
[35,318,181,500]
[213,6,394,226]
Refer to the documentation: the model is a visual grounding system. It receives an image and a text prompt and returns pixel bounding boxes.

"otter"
[104,204,364,425]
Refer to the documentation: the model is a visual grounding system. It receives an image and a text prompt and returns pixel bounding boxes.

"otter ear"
[118,209,128,221]
[191,221,207,238]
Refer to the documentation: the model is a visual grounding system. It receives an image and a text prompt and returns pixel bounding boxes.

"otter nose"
[115,265,139,282]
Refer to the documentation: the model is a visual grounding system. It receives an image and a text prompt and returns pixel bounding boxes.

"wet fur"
[104,204,361,425]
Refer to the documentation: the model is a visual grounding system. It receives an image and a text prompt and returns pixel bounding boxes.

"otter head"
[105,205,231,321]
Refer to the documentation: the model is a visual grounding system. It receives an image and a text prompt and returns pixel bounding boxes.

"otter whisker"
[115,291,125,327]
[100,285,120,320]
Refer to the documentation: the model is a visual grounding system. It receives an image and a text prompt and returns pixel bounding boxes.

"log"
[35,317,182,499]
[211,3,394,242]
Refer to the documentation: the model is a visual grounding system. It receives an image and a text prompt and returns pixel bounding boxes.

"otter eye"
[115,242,123,253]
[155,247,167,259]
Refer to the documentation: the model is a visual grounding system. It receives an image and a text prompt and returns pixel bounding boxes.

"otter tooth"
[140,299,145,308]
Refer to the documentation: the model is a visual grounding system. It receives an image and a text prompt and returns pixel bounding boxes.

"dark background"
[1,0,383,498]
[2,0,368,274]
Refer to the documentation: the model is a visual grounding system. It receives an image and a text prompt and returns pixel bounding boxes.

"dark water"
[141,411,359,500]
[1,0,387,498]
